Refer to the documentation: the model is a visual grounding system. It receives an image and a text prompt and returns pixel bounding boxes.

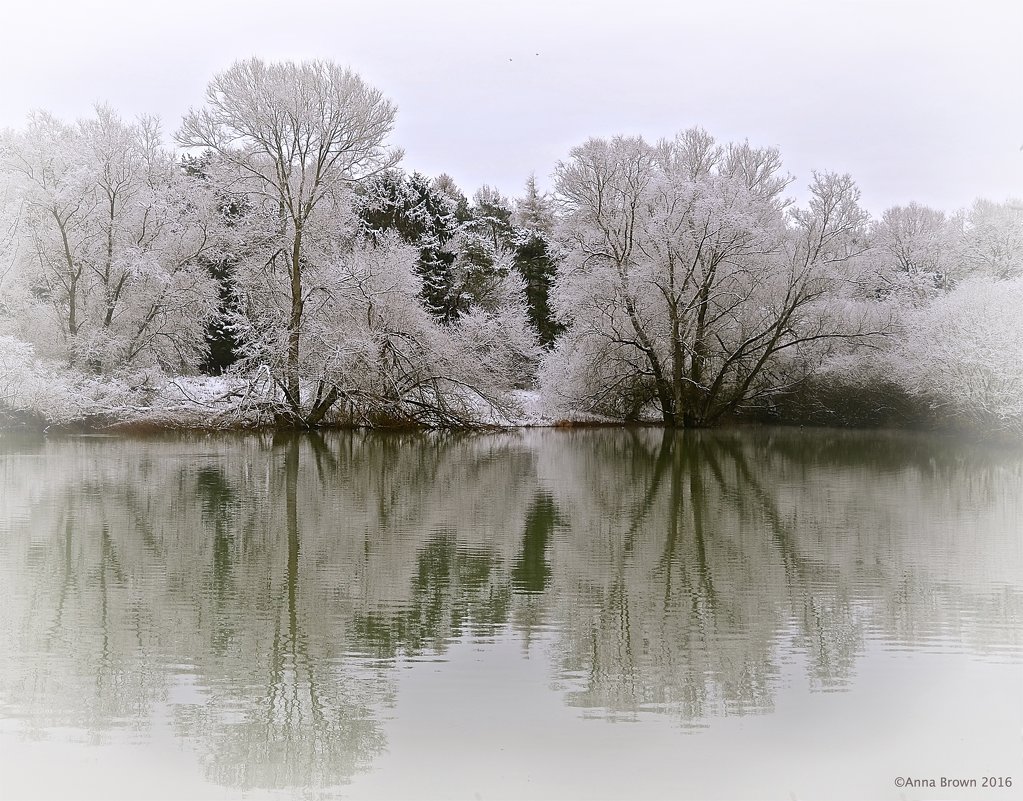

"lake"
[0,427,1020,800]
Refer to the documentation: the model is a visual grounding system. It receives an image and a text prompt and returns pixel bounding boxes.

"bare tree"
[956,199,1023,282]
[177,58,402,425]
[1,108,220,371]
[870,202,954,299]
[1,112,97,355]
[545,129,881,427]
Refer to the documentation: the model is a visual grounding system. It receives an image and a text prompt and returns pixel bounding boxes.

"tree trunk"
[656,378,676,426]
[54,212,80,362]
[306,386,340,427]
[286,229,304,416]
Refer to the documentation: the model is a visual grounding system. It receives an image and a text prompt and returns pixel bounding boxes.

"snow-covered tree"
[0,107,221,372]
[955,199,1023,282]
[866,198,1022,300]
[791,195,1023,431]
[897,276,1023,434]
[356,169,461,320]
[266,232,446,425]
[869,202,955,301]
[512,175,563,347]
[433,186,517,321]
[359,172,542,339]
[542,129,882,427]
[178,58,402,425]
[431,173,471,221]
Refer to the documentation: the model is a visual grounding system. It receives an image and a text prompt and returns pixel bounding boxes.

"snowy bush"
[897,277,1023,434]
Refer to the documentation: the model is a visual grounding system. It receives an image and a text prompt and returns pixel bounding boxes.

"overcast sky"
[1,0,1019,214]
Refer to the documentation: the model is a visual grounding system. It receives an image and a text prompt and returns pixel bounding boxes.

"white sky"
[1,0,1020,215]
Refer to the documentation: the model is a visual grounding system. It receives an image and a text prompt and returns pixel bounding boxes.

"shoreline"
[2,411,1014,445]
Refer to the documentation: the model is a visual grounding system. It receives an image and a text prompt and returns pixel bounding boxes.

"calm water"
[0,427,1020,800]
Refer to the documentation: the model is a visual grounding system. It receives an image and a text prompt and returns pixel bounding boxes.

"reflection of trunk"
[266,435,328,746]
[622,428,673,554]
[717,435,815,585]
[197,467,236,654]
[285,434,300,650]
[622,430,718,611]
[98,524,122,679]
[47,518,76,645]
[647,431,718,609]
[638,435,720,609]
[512,493,559,593]
[713,434,862,682]
[222,432,383,786]
[659,434,682,606]
[686,437,717,608]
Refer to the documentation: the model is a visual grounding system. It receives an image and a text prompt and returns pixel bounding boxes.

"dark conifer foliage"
[512,176,563,348]
[513,232,563,348]
[357,170,461,320]
[184,153,243,375]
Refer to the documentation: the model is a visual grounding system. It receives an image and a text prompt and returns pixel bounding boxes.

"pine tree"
[184,153,244,375]
[357,169,462,319]
[512,176,563,347]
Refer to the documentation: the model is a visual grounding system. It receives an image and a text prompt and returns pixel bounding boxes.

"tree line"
[1,58,1020,432]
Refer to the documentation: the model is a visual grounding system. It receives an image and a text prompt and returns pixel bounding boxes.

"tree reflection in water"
[0,427,1019,792]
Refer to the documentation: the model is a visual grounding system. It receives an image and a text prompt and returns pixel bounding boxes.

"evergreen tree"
[358,169,462,320]
[432,173,472,223]
[512,176,563,348]
[359,174,522,324]
[183,153,244,375]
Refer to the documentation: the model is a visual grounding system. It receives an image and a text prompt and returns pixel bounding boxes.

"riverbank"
[0,372,621,434]
[4,372,1019,443]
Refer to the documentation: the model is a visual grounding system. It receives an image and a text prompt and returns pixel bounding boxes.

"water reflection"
[512,493,560,594]
[0,427,1020,795]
